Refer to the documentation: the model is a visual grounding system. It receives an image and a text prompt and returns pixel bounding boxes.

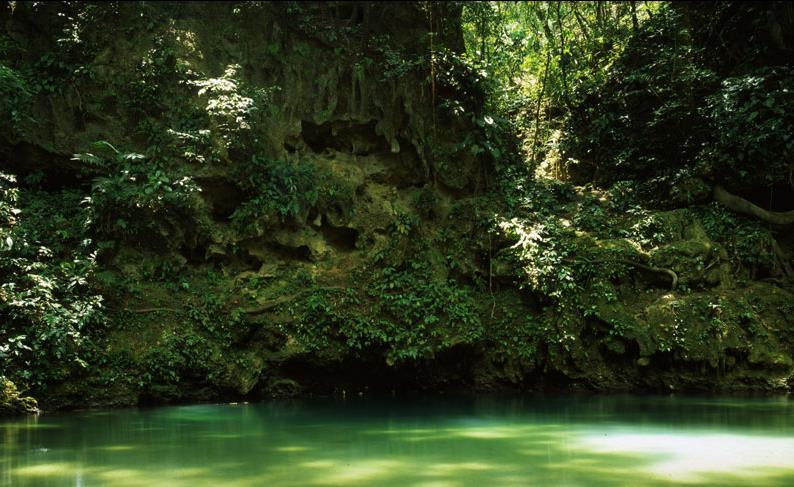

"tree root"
[241,286,348,315]
[771,238,793,278]
[124,307,180,314]
[714,185,793,277]
[714,185,794,225]
[119,287,350,316]
[616,258,678,289]
[578,258,678,289]
[240,294,301,315]
[604,259,678,289]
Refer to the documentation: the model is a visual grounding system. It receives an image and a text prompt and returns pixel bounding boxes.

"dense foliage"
[1,1,793,411]
[561,2,794,203]
[76,142,200,244]
[0,173,103,389]
[460,1,657,169]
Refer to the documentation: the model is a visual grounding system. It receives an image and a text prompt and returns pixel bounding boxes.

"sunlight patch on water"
[578,430,794,483]
[410,482,462,487]
[425,462,497,474]
[274,445,312,452]
[13,462,76,477]
[455,428,516,439]
[451,424,562,440]
[365,428,439,435]
[98,444,136,452]
[314,459,406,484]
[300,460,336,469]
[97,468,149,481]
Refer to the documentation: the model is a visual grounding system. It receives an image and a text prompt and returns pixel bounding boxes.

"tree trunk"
[531,52,552,166]
[554,2,572,110]
[572,5,592,41]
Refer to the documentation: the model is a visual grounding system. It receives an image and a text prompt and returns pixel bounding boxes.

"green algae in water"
[2,395,794,486]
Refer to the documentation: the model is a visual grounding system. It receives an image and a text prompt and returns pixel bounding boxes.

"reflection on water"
[1,395,793,486]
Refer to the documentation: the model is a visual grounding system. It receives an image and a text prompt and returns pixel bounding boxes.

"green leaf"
[91,140,120,154]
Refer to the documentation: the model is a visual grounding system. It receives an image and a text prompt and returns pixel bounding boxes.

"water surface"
[2,395,794,486]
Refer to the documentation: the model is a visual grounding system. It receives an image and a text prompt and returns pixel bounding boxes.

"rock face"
[1,1,484,275]
[0,1,496,407]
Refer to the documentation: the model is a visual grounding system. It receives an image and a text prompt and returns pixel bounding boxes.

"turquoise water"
[2,395,794,486]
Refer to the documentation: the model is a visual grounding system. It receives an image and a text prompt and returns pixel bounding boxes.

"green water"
[2,395,794,486]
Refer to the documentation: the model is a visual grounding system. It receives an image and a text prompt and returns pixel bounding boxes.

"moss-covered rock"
[0,378,39,416]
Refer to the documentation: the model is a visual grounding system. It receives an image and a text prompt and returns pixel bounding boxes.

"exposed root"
[121,287,349,317]
[615,259,678,289]
[241,294,301,315]
[713,184,794,279]
[714,185,794,225]
[124,307,180,314]
[616,258,678,290]
[579,258,678,290]
[771,239,793,278]
[241,286,348,315]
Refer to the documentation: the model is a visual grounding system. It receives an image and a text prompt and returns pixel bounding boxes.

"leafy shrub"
[561,6,716,199]
[372,262,482,363]
[563,3,794,203]
[0,173,103,390]
[75,141,199,242]
[698,202,775,274]
[0,63,32,133]
[434,47,517,171]
[139,330,217,387]
[700,67,794,190]
[191,64,277,152]
[288,260,482,365]
[231,155,318,230]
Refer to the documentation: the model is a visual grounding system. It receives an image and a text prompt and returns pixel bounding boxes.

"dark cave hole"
[301,120,389,155]
[267,242,313,262]
[180,242,209,264]
[228,248,263,271]
[301,121,333,153]
[2,143,87,190]
[306,207,320,226]
[197,177,244,221]
[600,337,641,368]
[319,215,359,251]
[275,344,481,396]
